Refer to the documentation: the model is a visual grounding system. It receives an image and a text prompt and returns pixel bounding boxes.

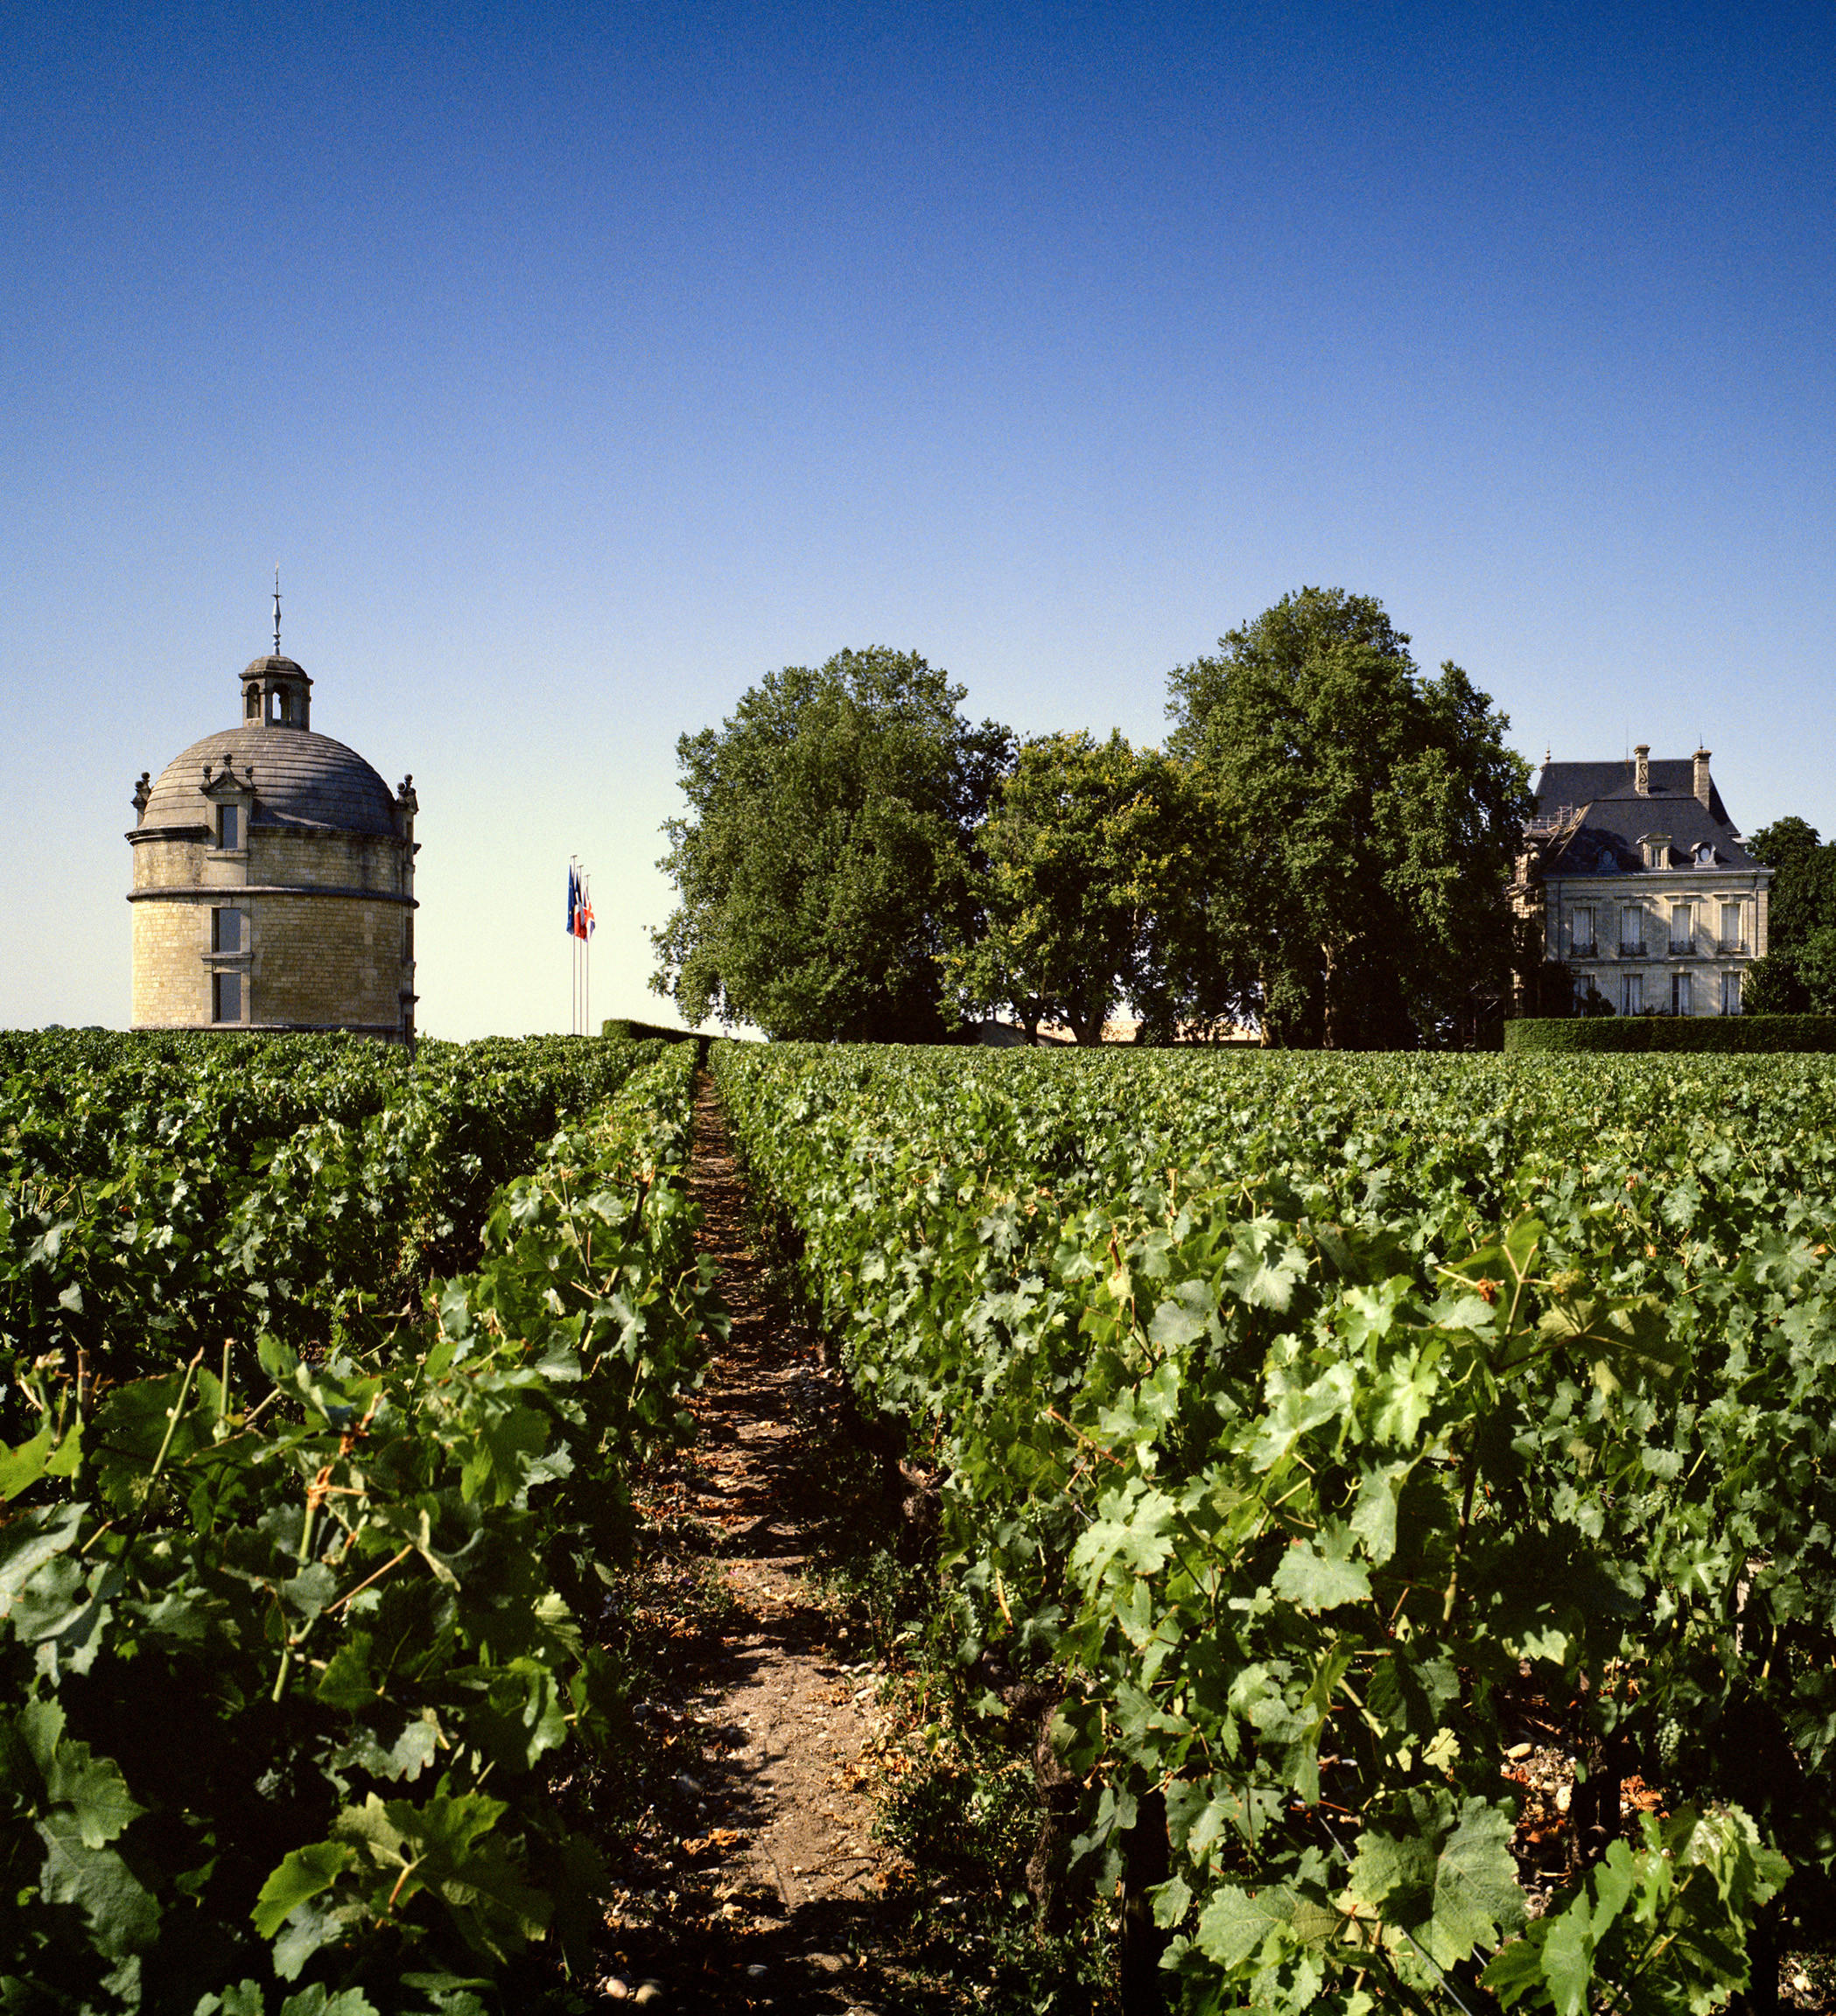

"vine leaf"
[1348,1790,1523,1969]
[1536,1292,1679,1396]
[252,1841,360,1941]
[1271,1526,1370,1613]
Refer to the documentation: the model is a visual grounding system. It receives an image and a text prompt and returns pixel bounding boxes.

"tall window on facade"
[1670,900,1693,956]
[212,971,242,1023]
[1620,905,1644,956]
[218,805,240,850]
[1720,902,1742,954]
[212,907,242,953]
[1570,906,1595,956]
[1722,973,1742,1016]
[1671,972,1692,1016]
[1622,975,1643,1015]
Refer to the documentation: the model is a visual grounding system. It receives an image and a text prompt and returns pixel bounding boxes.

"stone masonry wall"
[130,829,412,1033]
[255,830,407,893]
[250,893,405,1029]
[131,902,212,1026]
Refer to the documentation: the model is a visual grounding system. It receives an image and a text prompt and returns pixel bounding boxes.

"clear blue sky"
[4,1,1832,1036]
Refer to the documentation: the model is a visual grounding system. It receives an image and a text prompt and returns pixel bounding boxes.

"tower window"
[212,907,242,953]
[213,971,242,1023]
[218,805,240,850]
[245,687,258,718]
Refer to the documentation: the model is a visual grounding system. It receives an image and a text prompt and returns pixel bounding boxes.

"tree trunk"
[1732,1906,1780,2016]
[1007,1680,1086,1936]
[1118,1788,1172,2015]
[1569,1728,1630,1870]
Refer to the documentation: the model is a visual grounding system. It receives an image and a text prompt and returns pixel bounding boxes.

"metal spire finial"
[273,566,283,656]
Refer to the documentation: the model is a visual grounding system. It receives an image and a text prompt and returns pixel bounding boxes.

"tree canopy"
[1165,587,1531,1047]
[651,593,1532,1050]
[650,648,1010,1040]
[946,731,1186,1045]
[1744,816,1836,1012]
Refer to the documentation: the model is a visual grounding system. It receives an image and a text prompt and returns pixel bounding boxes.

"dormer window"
[1694,843,1715,866]
[218,804,240,850]
[1641,835,1671,870]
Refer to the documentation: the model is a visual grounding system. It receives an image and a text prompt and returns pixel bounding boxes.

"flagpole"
[584,872,592,1036]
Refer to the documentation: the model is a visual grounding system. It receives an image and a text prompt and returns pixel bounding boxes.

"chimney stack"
[1634,744,1650,795]
[1693,747,1712,808]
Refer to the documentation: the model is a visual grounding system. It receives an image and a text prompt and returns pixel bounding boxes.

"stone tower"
[129,628,418,1041]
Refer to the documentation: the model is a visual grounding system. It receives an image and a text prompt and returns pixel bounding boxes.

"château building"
[1512,746,1770,1017]
[128,619,418,1041]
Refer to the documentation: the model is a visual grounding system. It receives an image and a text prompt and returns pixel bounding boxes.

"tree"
[1165,588,1532,1048]
[650,648,1010,1040]
[946,732,1182,1045]
[1744,816,1836,1012]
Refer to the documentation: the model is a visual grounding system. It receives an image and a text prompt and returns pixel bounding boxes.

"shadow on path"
[592,1070,971,2013]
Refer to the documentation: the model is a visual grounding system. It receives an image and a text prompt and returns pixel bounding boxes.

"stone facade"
[1511,746,1771,1018]
[128,649,418,1040]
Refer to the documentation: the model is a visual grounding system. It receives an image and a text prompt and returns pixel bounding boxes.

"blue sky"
[4,1,1832,1036]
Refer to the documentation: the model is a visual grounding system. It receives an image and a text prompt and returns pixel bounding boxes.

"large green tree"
[945,731,1186,1045]
[1744,816,1836,1011]
[650,648,1010,1040]
[1165,588,1531,1048]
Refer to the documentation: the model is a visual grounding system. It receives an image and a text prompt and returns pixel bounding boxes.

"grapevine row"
[713,1043,1835,2014]
[0,1040,716,2016]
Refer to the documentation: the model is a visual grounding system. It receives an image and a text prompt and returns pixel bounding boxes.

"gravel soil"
[589,1070,977,2013]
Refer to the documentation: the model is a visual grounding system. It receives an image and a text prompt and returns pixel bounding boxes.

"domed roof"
[140,725,398,837]
[243,654,311,682]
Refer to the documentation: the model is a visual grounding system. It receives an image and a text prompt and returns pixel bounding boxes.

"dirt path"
[594,1070,939,2012]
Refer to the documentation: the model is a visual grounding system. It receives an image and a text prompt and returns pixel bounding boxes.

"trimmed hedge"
[601,1016,699,1044]
[1504,1013,1836,1054]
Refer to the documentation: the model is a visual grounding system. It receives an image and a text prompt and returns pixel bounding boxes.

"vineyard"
[712,1044,1836,2015]
[5,1032,1833,2015]
[1,1032,715,2016]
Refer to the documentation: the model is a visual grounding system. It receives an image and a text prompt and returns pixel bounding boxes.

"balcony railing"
[1669,941,1693,957]
[1718,938,1747,956]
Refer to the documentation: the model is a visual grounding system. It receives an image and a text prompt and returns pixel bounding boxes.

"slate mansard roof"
[140,725,400,838]
[1530,759,1759,876]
